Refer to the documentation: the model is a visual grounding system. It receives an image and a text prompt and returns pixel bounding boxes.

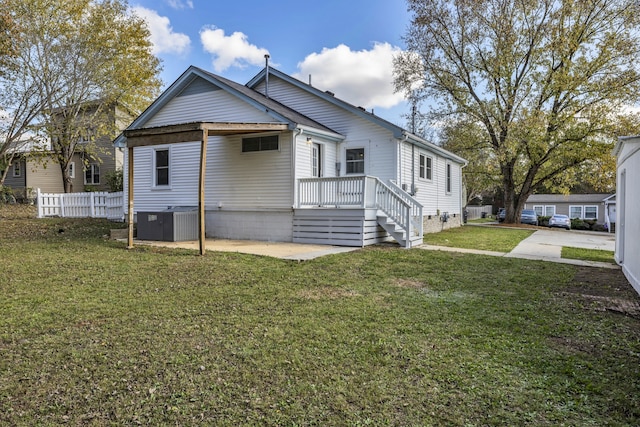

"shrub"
[105,169,123,192]
[571,218,590,230]
[538,215,550,227]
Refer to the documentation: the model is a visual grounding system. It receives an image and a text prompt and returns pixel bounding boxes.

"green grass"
[562,246,616,264]
[425,224,534,252]
[468,216,496,224]
[1,216,639,426]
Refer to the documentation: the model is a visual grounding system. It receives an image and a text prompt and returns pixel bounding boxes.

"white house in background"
[614,136,640,295]
[114,66,467,248]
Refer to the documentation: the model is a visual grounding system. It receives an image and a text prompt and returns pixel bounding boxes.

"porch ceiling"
[123,122,289,147]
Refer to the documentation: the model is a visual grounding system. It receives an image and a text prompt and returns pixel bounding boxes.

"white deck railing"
[36,189,124,221]
[297,176,423,238]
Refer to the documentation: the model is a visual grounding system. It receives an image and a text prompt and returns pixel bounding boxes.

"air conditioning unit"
[137,207,198,241]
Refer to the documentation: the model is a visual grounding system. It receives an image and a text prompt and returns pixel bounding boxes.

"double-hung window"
[569,206,583,219]
[445,163,452,193]
[155,148,170,187]
[85,164,100,185]
[419,154,432,180]
[346,148,365,174]
[13,162,21,177]
[584,206,597,220]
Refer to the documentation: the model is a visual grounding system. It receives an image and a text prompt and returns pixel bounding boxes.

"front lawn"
[425,224,534,252]
[562,246,616,264]
[1,216,638,426]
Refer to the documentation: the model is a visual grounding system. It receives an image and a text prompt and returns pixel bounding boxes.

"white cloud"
[293,43,406,110]
[200,27,270,73]
[166,0,193,9]
[132,6,191,55]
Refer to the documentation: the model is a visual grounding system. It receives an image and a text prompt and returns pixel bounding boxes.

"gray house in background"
[524,193,614,226]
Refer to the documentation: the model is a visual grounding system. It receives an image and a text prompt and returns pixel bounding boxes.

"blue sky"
[130,0,413,126]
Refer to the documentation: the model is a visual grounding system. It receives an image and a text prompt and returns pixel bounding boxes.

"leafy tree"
[438,118,502,204]
[0,0,161,192]
[394,0,640,222]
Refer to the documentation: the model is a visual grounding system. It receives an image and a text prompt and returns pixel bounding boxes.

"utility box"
[137,207,198,242]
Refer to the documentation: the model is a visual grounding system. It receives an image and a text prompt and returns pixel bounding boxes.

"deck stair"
[376,212,423,248]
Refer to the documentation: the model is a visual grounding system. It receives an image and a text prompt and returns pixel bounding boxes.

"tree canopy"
[395,0,640,222]
[0,0,162,192]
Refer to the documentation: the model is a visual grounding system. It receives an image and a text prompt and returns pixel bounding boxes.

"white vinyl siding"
[255,77,396,181]
[145,89,275,128]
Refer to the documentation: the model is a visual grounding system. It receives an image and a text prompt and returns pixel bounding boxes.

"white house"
[114,66,467,249]
[614,136,640,295]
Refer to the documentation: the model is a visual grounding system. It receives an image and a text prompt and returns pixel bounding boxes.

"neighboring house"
[114,65,467,248]
[524,193,613,225]
[2,104,130,195]
[614,136,640,295]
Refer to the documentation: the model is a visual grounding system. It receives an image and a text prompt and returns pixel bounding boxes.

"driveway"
[505,228,615,262]
[421,226,618,268]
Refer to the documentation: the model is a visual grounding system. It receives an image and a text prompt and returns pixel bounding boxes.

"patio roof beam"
[124,122,289,147]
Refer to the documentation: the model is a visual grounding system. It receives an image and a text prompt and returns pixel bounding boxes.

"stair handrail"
[373,178,424,240]
[385,180,424,237]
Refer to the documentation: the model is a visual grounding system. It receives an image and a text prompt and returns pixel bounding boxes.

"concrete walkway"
[131,226,617,267]
[422,228,619,269]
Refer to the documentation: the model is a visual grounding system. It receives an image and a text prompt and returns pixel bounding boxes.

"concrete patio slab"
[131,238,359,260]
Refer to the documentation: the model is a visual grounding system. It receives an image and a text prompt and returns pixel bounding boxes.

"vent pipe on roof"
[309,74,312,86]
[264,54,270,99]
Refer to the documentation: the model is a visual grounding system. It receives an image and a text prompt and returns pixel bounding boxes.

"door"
[312,143,322,177]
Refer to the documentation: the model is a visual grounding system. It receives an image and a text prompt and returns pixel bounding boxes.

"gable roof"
[114,66,343,147]
[526,193,613,204]
[247,67,467,165]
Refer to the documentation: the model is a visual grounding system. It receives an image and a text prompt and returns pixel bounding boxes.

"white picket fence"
[36,189,124,221]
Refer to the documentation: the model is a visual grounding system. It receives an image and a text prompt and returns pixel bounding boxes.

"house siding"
[615,138,640,295]
[125,132,293,212]
[524,194,611,224]
[145,89,274,128]
[256,77,397,181]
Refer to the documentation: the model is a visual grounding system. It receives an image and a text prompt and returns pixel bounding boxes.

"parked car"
[520,209,539,226]
[548,214,571,230]
[497,208,505,222]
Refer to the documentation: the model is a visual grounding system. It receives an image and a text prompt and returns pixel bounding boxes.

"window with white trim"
[569,206,583,219]
[346,148,365,174]
[85,163,100,185]
[584,205,597,220]
[154,148,169,187]
[69,162,75,179]
[534,205,556,216]
[445,163,452,193]
[419,154,432,180]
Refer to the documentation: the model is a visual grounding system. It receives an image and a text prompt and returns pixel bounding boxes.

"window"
[68,162,75,179]
[312,143,322,177]
[242,135,279,152]
[346,148,365,174]
[419,154,432,180]
[446,163,452,193]
[85,163,100,185]
[155,149,169,186]
[12,162,21,177]
[584,206,597,220]
[534,205,556,216]
[569,206,583,219]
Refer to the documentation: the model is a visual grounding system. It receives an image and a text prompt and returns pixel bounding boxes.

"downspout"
[264,54,270,99]
[292,128,303,208]
[399,132,409,190]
